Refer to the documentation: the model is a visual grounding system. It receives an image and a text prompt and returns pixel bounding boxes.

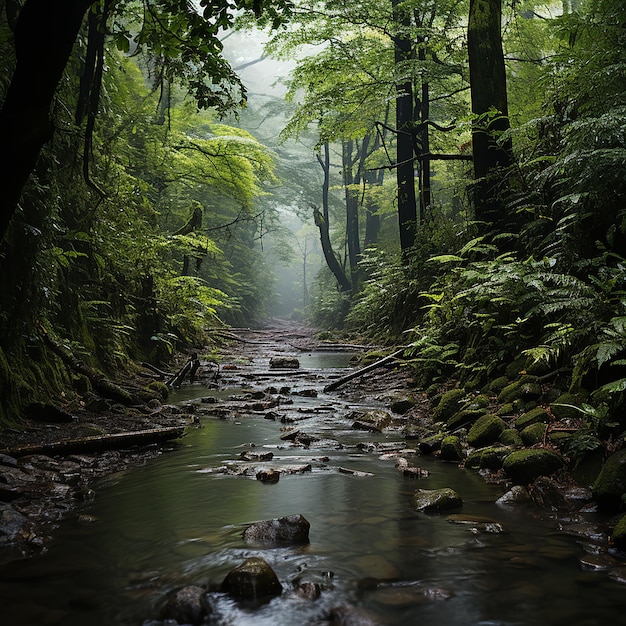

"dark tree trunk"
[392,0,418,256]
[417,46,431,222]
[364,127,386,248]
[467,0,513,228]
[0,0,95,243]
[315,144,352,292]
[343,139,361,282]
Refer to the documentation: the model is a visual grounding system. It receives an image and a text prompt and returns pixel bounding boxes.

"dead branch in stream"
[0,426,186,457]
[324,348,406,392]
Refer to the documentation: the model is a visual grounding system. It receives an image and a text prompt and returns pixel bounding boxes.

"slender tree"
[467,0,513,229]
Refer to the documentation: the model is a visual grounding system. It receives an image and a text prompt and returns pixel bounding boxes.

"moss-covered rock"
[495,403,515,417]
[447,408,487,431]
[551,392,588,420]
[484,376,510,395]
[460,394,490,411]
[465,446,510,471]
[146,380,169,400]
[497,376,542,404]
[505,356,528,380]
[515,407,549,430]
[611,515,626,551]
[592,448,626,512]
[440,436,465,463]
[433,389,466,422]
[520,423,547,446]
[467,414,507,448]
[418,432,445,454]
[548,430,572,450]
[502,449,563,485]
[499,428,523,447]
[412,488,462,512]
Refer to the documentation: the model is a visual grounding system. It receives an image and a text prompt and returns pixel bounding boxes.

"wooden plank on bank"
[1,425,186,457]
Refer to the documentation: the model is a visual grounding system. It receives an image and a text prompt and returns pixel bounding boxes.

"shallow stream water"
[1,350,624,625]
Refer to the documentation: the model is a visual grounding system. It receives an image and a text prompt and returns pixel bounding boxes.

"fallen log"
[1,426,186,458]
[323,348,406,392]
[141,362,174,378]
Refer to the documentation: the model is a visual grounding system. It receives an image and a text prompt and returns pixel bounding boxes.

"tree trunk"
[392,0,418,256]
[364,129,385,247]
[418,46,431,222]
[0,0,95,243]
[343,139,361,282]
[467,0,513,228]
[315,144,352,292]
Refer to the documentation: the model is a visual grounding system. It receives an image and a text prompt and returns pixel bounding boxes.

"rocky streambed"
[1,323,626,625]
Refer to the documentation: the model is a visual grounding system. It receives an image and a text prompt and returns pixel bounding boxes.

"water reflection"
[0,368,624,624]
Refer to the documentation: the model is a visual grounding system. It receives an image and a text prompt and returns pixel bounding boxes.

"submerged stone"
[413,488,462,513]
[160,585,209,625]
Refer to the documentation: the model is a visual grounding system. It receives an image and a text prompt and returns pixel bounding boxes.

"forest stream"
[1,325,625,626]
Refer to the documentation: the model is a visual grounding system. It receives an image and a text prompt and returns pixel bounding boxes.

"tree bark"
[0,0,96,242]
[467,0,513,228]
[392,0,418,256]
[343,139,361,282]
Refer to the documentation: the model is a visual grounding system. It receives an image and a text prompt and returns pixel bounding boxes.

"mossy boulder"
[440,436,465,463]
[484,376,510,395]
[551,392,588,420]
[499,428,523,447]
[467,414,507,448]
[520,423,547,446]
[460,394,490,411]
[505,356,528,380]
[433,389,466,422]
[447,408,487,431]
[496,403,516,417]
[498,376,542,404]
[592,448,626,512]
[502,449,563,485]
[146,380,169,400]
[465,446,510,471]
[413,488,462,513]
[418,432,445,454]
[549,430,572,450]
[515,407,549,430]
[611,515,626,551]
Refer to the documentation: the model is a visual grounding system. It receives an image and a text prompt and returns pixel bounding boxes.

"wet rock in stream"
[412,488,463,513]
[221,556,283,600]
[160,585,210,625]
[243,513,310,545]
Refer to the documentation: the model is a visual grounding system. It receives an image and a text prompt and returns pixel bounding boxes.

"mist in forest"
[223,30,325,320]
